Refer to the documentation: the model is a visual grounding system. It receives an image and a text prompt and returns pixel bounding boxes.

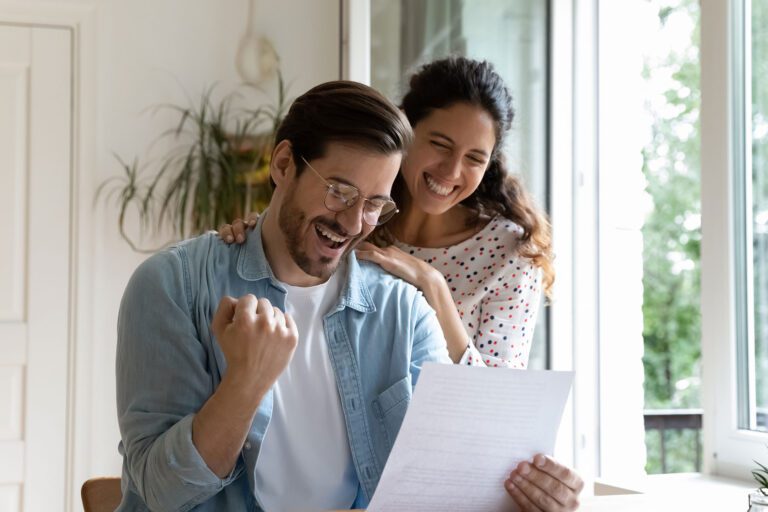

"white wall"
[86,0,340,479]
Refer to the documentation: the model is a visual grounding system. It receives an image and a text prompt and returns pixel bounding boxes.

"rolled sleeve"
[117,250,235,511]
[456,343,479,366]
[163,415,233,486]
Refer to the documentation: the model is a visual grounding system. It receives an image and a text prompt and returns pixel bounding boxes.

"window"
[348,0,768,482]
[701,0,768,478]
[737,0,768,434]
[634,0,703,475]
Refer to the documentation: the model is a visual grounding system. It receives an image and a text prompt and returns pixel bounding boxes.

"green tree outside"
[641,0,702,473]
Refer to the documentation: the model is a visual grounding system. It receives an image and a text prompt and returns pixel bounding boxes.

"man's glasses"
[300,156,399,226]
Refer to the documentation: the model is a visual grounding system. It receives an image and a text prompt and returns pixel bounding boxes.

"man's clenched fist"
[212,295,298,397]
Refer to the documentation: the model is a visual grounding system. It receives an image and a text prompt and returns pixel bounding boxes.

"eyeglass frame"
[299,156,399,226]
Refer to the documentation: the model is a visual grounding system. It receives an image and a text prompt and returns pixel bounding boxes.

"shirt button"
[244,441,252,450]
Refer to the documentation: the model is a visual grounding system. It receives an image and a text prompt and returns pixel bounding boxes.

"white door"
[0,24,72,512]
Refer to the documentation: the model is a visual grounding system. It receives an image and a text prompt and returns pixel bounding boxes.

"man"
[116,81,582,511]
[116,81,447,511]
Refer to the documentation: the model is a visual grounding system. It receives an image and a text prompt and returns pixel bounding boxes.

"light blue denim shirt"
[115,216,450,511]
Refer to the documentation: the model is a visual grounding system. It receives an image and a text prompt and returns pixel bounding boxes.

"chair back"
[81,477,122,512]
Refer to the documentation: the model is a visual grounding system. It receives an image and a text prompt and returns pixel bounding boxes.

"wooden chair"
[81,477,122,512]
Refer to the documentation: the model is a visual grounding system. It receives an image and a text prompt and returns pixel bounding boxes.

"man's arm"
[117,252,296,510]
[192,295,297,477]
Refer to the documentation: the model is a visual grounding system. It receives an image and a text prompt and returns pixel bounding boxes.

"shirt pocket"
[372,375,412,450]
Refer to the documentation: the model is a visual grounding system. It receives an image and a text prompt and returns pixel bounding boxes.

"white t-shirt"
[253,265,357,511]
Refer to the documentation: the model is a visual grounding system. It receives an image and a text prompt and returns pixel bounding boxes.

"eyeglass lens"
[324,185,396,226]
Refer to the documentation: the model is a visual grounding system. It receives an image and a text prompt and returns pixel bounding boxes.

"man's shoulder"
[356,259,415,289]
[128,233,237,293]
[354,259,425,307]
[169,231,234,262]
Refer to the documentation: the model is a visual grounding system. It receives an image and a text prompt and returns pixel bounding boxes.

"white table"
[585,473,756,511]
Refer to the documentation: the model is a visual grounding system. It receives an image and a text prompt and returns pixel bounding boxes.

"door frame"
[0,2,96,511]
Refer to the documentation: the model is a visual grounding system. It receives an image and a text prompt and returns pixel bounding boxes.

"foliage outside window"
[641,0,702,473]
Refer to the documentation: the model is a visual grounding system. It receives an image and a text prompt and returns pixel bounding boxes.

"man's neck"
[260,209,326,287]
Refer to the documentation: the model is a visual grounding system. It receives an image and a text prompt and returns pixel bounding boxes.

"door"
[0,24,72,512]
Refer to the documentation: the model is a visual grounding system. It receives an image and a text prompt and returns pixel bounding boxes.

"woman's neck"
[390,200,482,248]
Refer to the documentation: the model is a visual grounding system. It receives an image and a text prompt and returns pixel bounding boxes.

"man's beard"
[278,191,360,281]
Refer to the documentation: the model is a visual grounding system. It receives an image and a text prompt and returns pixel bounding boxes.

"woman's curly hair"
[373,56,554,297]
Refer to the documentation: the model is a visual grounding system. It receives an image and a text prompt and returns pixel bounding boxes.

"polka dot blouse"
[394,216,542,368]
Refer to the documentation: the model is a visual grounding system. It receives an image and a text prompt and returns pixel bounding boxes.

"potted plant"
[97,73,290,252]
[751,451,768,511]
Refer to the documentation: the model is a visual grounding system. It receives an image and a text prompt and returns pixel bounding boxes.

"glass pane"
[641,0,701,411]
[752,0,768,432]
[640,0,703,473]
[370,0,550,369]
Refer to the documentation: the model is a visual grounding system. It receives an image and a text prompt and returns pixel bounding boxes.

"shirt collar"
[236,209,376,314]
[236,212,275,282]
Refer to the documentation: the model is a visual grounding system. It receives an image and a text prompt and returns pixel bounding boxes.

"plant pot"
[749,491,768,511]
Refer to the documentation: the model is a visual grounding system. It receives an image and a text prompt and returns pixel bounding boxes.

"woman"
[221,57,581,511]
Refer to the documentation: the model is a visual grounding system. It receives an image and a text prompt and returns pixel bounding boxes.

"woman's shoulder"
[486,215,525,238]
[465,215,525,249]
[482,216,539,269]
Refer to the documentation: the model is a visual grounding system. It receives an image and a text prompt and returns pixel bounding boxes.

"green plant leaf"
[100,71,287,250]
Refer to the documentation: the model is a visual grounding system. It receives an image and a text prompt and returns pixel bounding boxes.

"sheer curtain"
[399,0,466,75]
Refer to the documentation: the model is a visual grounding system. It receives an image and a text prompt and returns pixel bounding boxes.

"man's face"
[277,143,401,282]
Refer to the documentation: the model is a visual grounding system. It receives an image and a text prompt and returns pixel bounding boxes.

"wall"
[87,0,339,479]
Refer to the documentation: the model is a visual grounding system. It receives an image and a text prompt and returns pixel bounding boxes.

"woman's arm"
[465,260,543,368]
[355,242,470,363]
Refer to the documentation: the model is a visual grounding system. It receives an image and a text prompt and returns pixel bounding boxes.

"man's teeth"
[317,225,346,243]
[425,175,452,196]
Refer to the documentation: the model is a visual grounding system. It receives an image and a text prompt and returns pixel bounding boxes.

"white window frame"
[340,0,370,83]
[700,0,768,479]
[559,0,601,483]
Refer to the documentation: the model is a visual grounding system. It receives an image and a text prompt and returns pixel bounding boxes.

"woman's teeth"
[316,225,346,244]
[425,175,452,196]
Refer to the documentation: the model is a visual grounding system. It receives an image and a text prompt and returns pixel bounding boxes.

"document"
[367,363,573,511]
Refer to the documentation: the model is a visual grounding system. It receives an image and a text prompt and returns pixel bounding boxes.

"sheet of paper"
[367,363,573,512]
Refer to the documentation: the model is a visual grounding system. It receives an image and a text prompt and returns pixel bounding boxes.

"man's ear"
[270,140,295,188]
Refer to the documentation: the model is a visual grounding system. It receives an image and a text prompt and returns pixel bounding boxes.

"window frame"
[700,0,768,479]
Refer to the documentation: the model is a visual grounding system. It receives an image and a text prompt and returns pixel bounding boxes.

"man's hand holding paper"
[506,454,584,511]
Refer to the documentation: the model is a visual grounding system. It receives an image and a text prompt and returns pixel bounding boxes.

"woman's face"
[400,102,497,216]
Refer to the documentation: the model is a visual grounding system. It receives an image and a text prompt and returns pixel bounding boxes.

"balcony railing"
[644,408,767,474]
[644,409,703,473]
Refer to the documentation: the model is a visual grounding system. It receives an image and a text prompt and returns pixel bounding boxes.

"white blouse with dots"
[394,216,543,368]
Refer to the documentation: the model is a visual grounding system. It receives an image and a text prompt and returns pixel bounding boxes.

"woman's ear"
[270,140,294,188]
